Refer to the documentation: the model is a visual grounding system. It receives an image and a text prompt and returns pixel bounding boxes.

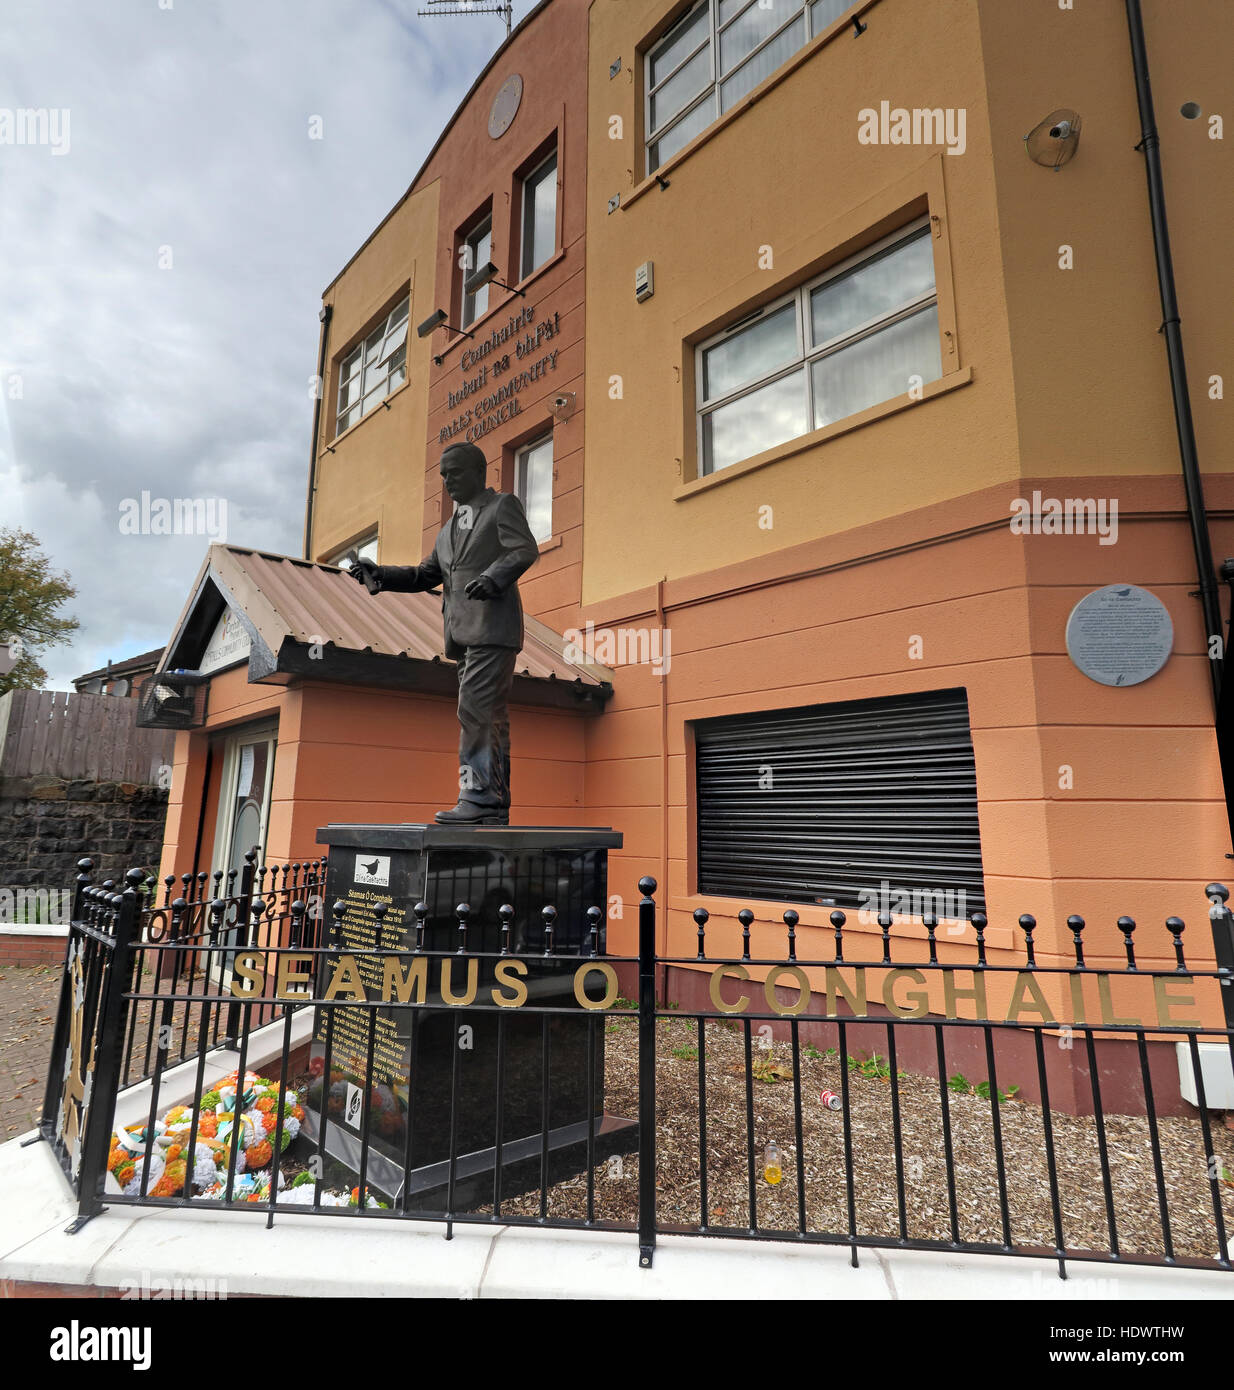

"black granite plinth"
[305,824,633,1207]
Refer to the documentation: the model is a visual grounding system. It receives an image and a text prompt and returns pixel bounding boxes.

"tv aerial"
[417,0,514,42]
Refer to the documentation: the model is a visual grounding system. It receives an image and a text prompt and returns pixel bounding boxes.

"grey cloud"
[0,0,517,686]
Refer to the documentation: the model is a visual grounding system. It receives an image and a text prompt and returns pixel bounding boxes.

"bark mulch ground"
[5,964,1233,1265]
[496,1015,1234,1263]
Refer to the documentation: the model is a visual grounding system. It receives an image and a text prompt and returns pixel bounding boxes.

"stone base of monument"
[298,1111,637,1212]
[306,824,637,1208]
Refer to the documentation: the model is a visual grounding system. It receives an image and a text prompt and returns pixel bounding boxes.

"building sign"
[200,606,251,675]
[1065,584,1173,687]
[232,955,1196,1029]
[439,304,562,445]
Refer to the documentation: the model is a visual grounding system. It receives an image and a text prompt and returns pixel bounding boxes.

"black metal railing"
[35,869,1234,1274]
[37,864,143,1227]
[118,852,327,1087]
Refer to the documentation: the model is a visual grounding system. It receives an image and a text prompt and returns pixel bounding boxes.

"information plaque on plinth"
[306,824,634,1208]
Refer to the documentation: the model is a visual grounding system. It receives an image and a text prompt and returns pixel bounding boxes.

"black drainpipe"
[1125,0,1234,860]
[302,303,333,561]
[1125,0,1223,711]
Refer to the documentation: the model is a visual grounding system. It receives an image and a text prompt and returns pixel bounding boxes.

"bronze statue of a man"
[348,441,539,825]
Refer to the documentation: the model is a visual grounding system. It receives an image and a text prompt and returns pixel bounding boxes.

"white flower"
[130,1150,164,1196]
[192,1143,218,1190]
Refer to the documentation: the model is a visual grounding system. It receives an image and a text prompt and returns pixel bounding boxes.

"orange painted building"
[144,0,1234,1082]
[572,0,1234,1008]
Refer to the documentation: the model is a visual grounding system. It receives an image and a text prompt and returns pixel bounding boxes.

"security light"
[462,261,525,299]
[418,307,477,363]
[1024,109,1082,169]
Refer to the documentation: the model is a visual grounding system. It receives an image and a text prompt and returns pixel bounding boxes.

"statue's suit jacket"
[377,488,539,660]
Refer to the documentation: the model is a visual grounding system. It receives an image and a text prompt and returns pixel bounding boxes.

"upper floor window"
[514,432,553,543]
[696,220,940,474]
[336,298,408,435]
[520,150,558,280]
[645,0,851,173]
[327,533,378,567]
[461,214,493,327]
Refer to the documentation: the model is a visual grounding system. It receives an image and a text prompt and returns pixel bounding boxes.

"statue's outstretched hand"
[349,558,383,594]
[464,574,499,601]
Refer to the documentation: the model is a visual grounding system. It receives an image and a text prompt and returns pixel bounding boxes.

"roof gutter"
[1125,0,1222,709]
[302,303,333,561]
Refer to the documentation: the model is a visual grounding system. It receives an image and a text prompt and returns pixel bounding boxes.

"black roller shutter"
[695,687,985,911]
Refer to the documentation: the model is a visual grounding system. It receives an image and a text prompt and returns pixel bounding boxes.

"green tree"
[0,528,79,694]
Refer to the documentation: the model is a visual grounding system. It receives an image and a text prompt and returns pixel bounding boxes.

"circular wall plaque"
[1065,584,1173,687]
[488,74,523,139]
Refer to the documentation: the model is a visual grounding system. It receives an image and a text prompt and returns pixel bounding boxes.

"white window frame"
[514,431,554,544]
[520,149,559,281]
[336,297,409,436]
[694,217,937,475]
[460,213,494,328]
[644,0,852,174]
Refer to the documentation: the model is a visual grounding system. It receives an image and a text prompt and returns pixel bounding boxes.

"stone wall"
[0,774,169,898]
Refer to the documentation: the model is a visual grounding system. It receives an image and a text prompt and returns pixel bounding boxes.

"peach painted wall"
[309,179,440,569]
[582,475,1234,1021]
[576,0,1234,1027]
[158,665,592,882]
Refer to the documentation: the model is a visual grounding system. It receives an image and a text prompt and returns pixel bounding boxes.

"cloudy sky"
[1,0,527,688]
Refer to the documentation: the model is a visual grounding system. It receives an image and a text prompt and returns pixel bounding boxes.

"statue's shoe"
[434,803,509,826]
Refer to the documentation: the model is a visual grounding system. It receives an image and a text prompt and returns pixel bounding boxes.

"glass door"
[209,721,277,983]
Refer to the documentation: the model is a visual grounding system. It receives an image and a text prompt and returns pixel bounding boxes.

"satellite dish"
[1024,108,1082,169]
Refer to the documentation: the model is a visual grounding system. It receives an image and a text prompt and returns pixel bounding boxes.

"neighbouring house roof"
[72,646,165,688]
[152,543,612,713]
